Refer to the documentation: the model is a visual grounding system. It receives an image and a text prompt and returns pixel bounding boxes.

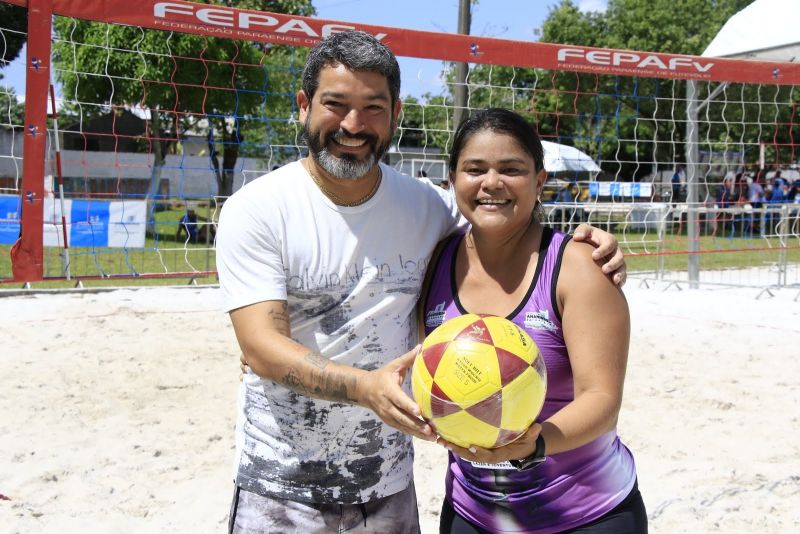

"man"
[217,30,625,533]
[671,166,683,203]
[176,208,199,243]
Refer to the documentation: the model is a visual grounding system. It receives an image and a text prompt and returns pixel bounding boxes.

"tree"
[536,0,768,180]
[598,0,751,56]
[399,94,458,151]
[0,3,28,66]
[52,0,314,199]
[0,1,29,128]
[418,0,779,181]
[0,86,24,128]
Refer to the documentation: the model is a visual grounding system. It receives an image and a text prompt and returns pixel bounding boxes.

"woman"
[420,108,646,533]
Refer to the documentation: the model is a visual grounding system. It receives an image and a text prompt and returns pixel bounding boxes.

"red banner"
[3,0,799,85]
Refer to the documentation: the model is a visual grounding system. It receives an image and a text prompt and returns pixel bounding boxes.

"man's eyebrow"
[317,90,390,102]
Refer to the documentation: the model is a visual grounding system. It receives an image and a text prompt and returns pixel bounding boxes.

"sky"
[314,0,608,40]
[2,0,608,99]
[314,0,609,97]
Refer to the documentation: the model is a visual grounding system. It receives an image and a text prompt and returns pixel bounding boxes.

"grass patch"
[0,207,218,289]
[3,222,799,289]
[621,234,800,273]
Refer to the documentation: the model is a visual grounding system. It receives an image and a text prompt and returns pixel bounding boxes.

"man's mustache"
[328,129,377,144]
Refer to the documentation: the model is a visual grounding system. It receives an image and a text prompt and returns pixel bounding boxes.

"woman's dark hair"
[449,108,545,173]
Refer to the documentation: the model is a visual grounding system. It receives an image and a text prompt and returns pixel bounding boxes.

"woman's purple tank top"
[422,227,637,533]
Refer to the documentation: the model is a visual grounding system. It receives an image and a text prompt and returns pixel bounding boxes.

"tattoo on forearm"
[305,351,329,370]
[281,369,306,394]
[279,351,358,403]
[266,302,291,334]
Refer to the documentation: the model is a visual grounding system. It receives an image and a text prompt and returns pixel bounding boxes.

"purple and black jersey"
[422,227,638,533]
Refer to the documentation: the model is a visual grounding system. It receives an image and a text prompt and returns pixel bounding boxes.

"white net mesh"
[1,0,798,289]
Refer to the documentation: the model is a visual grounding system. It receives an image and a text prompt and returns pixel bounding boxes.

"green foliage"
[51,0,314,196]
[540,0,752,55]
[600,0,752,56]
[399,94,456,150]
[0,85,25,127]
[0,3,27,65]
[446,0,800,180]
[540,1,606,49]
[534,0,776,180]
[415,0,793,181]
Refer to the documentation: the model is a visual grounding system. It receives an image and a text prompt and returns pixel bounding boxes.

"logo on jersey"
[425,302,447,329]
[469,460,514,470]
[524,310,557,332]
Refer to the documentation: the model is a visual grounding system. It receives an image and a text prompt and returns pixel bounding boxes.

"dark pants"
[440,480,647,534]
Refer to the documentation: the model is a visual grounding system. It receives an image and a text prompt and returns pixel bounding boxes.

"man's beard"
[304,120,392,181]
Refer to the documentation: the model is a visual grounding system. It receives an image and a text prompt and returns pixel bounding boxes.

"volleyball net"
[1,0,799,289]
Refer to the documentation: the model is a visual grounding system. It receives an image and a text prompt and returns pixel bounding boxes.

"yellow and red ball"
[412,314,547,449]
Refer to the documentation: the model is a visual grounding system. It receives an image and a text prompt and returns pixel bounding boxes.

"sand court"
[1,282,798,532]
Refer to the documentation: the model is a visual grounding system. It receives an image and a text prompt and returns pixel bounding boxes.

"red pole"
[11,0,52,282]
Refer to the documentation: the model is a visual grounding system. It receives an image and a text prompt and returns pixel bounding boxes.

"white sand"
[1,281,798,533]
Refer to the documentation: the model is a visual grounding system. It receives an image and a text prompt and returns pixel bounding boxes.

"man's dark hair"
[302,31,401,106]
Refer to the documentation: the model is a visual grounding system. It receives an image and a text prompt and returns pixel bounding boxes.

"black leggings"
[440,480,647,534]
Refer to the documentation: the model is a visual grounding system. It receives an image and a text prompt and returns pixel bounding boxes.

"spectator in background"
[671,165,684,203]
[176,207,214,243]
[176,208,199,243]
[790,180,800,221]
[416,169,427,179]
[747,174,765,235]
[772,169,786,189]
[718,175,738,207]
[554,181,579,230]
[717,175,741,236]
[764,176,791,235]
[770,181,788,204]
[439,177,450,190]
[747,174,764,208]
[555,181,577,204]
[788,179,799,203]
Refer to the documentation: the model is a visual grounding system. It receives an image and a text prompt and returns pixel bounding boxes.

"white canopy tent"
[702,0,800,62]
[541,140,601,173]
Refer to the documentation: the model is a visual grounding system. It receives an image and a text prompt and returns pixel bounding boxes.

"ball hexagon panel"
[431,341,502,406]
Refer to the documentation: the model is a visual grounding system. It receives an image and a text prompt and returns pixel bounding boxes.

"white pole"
[685,80,700,288]
[49,84,71,280]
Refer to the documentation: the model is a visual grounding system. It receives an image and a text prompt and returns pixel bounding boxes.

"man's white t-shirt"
[216,161,460,504]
